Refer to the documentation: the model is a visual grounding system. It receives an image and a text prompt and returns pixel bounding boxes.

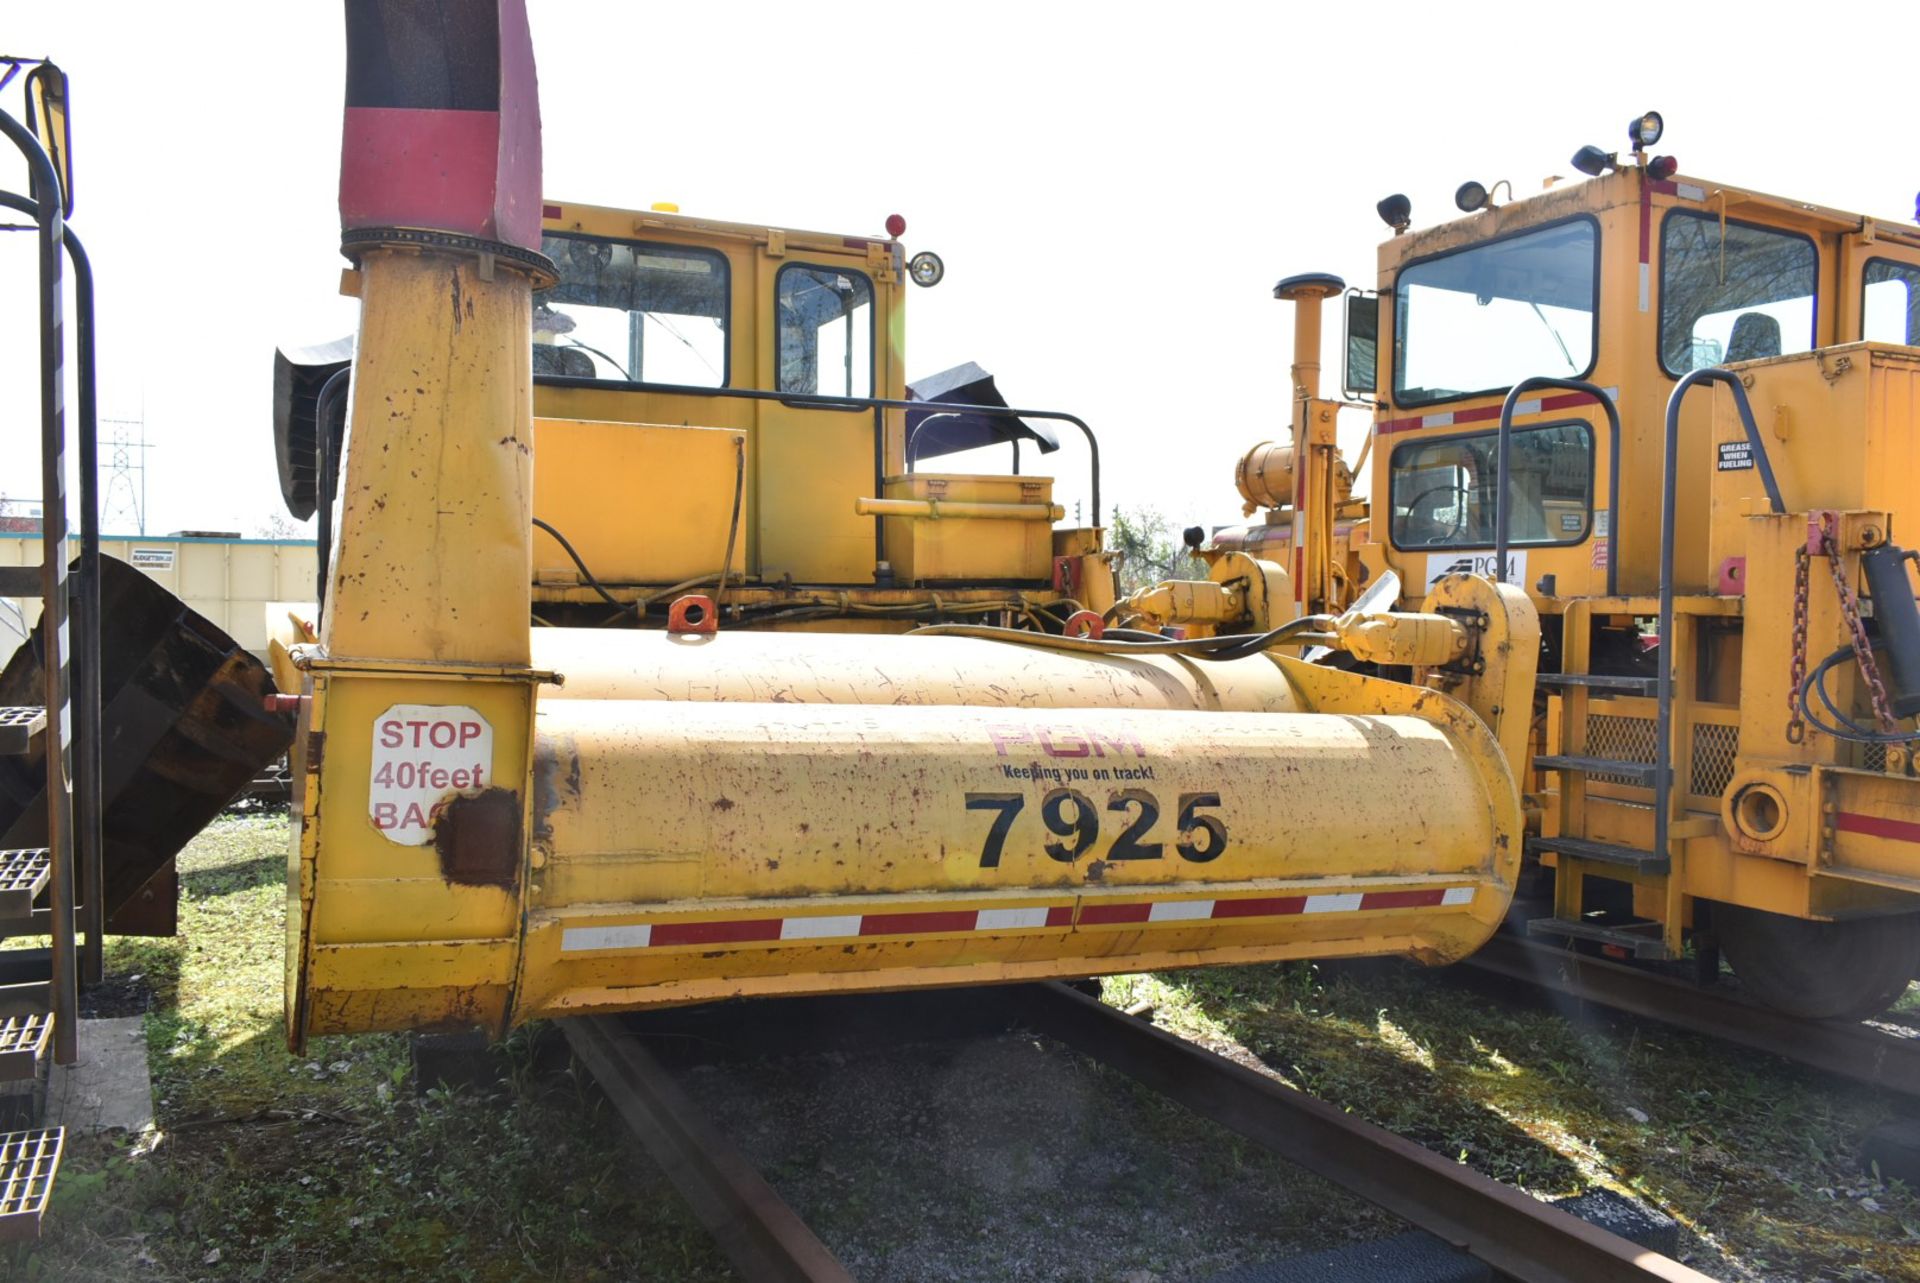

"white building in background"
[0,532,318,661]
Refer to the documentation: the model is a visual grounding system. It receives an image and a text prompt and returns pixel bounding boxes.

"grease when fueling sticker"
[368,704,494,845]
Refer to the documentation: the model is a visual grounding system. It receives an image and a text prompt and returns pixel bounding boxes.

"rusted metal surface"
[1459,932,1920,1096]
[432,787,521,890]
[1012,981,1717,1283]
[510,681,1519,1023]
[562,1015,856,1283]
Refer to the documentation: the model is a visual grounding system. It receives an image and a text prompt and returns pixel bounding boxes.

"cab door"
[755,253,885,585]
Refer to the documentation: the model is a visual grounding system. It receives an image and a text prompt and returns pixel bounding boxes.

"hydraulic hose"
[909,616,1336,660]
[1799,645,1920,744]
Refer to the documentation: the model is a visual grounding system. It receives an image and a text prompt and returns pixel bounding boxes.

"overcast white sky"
[1,2,1915,541]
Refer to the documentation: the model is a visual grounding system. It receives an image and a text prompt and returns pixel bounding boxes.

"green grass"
[7,815,729,1283]
[1103,961,1920,1281]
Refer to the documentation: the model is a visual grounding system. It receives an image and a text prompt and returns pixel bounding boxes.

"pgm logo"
[1425,550,1526,592]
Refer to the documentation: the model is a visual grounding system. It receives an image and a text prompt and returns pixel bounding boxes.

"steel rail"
[561,1015,857,1283]
[1457,932,1920,1096]
[1010,981,1715,1283]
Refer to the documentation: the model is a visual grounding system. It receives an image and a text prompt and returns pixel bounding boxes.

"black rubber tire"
[1715,903,1920,1020]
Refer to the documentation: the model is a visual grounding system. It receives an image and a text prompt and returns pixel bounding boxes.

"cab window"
[1389,422,1593,549]
[1393,218,1598,408]
[777,264,873,396]
[1864,259,1920,345]
[1660,213,1816,373]
[537,234,729,386]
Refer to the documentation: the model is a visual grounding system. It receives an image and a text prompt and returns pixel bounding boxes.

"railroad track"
[564,982,1716,1283]
[1451,933,1920,1098]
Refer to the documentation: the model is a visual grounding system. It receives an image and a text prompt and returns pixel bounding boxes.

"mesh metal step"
[1534,755,1662,788]
[1536,673,1658,697]
[1526,916,1673,960]
[0,1127,63,1242]
[0,707,45,757]
[0,1009,50,1085]
[0,850,49,921]
[1529,835,1669,875]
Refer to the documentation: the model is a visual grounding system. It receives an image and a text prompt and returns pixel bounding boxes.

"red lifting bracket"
[667,594,719,635]
[1063,610,1104,639]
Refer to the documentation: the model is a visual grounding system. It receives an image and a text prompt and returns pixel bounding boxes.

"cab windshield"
[536,233,729,386]
[1393,219,1598,407]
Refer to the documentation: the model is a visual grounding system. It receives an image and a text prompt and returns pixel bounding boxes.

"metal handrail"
[1495,377,1621,599]
[0,108,78,1062]
[534,374,1104,527]
[1653,368,1785,865]
[0,188,100,986]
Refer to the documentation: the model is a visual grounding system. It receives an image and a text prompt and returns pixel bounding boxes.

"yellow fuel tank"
[529,627,1307,711]
[292,628,1524,1038]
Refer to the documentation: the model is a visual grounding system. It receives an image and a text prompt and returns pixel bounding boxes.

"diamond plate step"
[1527,916,1673,960]
[0,1127,63,1242]
[1529,835,1670,875]
[0,850,49,922]
[0,707,45,757]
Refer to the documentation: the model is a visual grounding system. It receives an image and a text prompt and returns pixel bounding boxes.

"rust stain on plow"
[433,787,522,890]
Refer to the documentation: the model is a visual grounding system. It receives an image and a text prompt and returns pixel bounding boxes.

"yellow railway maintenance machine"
[258,0,1553,1047]
[1143,112,1920,1019]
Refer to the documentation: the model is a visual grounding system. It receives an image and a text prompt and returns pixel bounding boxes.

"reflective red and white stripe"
[559,886,1477,952]
[1836,812,1920,844]
[1378,387,1618,437]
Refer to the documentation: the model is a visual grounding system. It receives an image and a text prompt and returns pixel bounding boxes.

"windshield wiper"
[1529,302,1577,371]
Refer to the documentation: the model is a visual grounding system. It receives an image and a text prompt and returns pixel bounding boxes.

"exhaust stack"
[324,0,552,664]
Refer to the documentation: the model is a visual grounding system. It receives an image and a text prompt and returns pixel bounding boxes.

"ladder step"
[0,1003,51,1085]
[1534,755,1663,787]
[0,983,51,1089]
[1527,915,1674,960]
[0,707,45,757]
[0,1128,63,1242]
[0,850,50,922]
[1529,835,1670,874]
[1536,672,1658,696]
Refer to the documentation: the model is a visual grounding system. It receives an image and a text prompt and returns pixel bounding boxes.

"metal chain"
[1817,514,1899,732]
[1786,544,1810,744]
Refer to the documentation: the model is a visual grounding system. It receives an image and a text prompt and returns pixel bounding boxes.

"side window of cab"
[776,265,873,396]
[1864,260,1920,346]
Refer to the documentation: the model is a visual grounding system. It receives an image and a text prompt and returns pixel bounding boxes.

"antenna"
[99,416,151,535]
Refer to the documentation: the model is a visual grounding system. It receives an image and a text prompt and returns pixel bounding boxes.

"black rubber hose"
[532,516,635,616]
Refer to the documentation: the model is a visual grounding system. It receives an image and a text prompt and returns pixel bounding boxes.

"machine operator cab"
[273,204,1111,632]
[1189,113,1920,1020]
[522,203,1108,629]
[1336,126,1920,608]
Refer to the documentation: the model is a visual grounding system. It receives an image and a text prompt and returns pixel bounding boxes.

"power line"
[99,416,151,536]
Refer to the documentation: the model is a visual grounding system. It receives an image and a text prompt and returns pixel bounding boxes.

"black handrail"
[1653,368,1785,867]
[535,374,1104,526]
[313,368,351,611]
[0,187,100,987]
[1495,378,1621,599]
[0,109,78,1062]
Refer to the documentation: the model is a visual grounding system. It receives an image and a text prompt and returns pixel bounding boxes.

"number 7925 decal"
[965,788,1228,868]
